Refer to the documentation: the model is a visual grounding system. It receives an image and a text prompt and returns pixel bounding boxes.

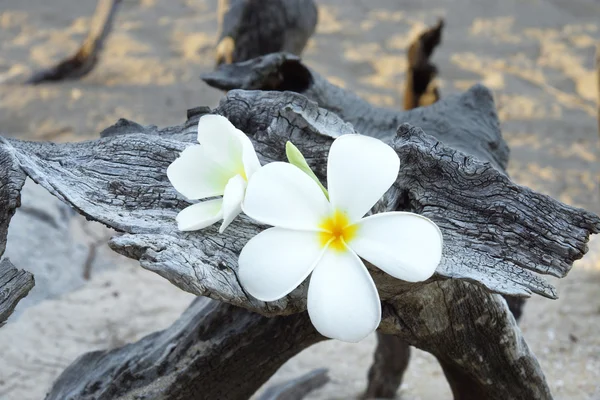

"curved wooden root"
[380,281,552,400]
[46,297,324,400]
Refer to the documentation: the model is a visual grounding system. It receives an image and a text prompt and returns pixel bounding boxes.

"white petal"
[327,134,400,222]
[238,132,261,179]
[198,114,261,179]
[175,199,223,231]
[167,145,232,200]
[349,212,443,282]
[219,174,246,233]
[238,228,324,301]
[243,162,331,231]
[307,248,381,342]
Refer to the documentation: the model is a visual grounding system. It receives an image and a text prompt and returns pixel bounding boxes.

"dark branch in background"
[403,18,444,110]
[0,258,34,327]
[363,334,410,399]
[201,53,509,171]
[22,0,318,84]
[215,0,318,66]
[25,0,122,84]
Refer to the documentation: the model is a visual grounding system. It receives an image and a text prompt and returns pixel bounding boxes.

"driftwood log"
[0,142,34,326]
[1,83,598,399]
[205,53,532,397]
[0,258,34,327]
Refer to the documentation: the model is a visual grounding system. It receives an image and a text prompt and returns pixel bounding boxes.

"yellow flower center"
[238,167,248,181]
[318,209,359,252]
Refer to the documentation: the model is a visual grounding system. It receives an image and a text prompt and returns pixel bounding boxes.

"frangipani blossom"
[167,115,260,233]
[238,134,443,343]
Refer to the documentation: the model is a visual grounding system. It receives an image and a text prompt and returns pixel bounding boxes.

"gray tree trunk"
[1,85,598,399]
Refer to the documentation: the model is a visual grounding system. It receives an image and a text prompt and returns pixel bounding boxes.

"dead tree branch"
[403,19,444,110]
[26,0,122,84]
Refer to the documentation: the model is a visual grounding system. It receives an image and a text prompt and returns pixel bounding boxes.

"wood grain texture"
[0,258,34,327]
[1,86,598,399]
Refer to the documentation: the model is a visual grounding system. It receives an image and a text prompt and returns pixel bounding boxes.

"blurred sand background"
[0,0,599,399]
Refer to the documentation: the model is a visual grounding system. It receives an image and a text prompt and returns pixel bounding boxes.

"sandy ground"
[0,0,599,399]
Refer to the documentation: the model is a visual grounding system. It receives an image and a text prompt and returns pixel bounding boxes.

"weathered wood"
[0,258,34,327]
[0,139,34,326]
[201,53,509,171]
[0,139,27,257]
[257,368,329,400]
[216,0,318,66]
[403,19,444,110]
[379,280,552,400]
[1,88,596,306]
[1,87,598,399]
[367,21,444,398]
[45,297,324,400]
[25,0,121,84]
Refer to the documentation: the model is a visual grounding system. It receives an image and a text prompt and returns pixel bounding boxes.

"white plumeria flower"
[167,114,260,233]
[238,134,443,343]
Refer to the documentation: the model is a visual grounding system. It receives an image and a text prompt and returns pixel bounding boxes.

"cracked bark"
[202,52,509,171]
[1,87,598,399]
[0,140,34,326]
[0,258,34,327]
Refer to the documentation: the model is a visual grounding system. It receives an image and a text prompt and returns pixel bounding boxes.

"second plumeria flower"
[238,134,443,343]
[167,114,260,233]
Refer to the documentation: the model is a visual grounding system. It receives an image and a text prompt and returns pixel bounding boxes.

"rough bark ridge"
[201,52,509,171]
[25,0,122,84]
[1,87,599,399]
[0,137,34,325]
[0,258,34,327]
